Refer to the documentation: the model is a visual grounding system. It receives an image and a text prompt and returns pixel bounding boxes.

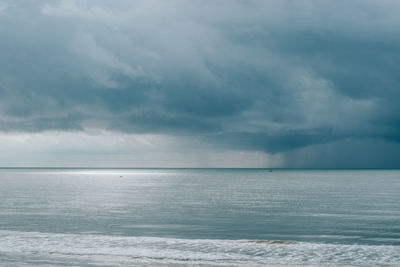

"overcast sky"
[0,0,400,168]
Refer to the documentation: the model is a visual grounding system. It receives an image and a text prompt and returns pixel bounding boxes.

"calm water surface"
[0,169,399,266]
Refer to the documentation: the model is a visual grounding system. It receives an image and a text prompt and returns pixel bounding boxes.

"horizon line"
[0,167,399,170]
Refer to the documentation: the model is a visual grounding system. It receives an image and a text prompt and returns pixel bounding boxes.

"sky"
[0,0,400,168]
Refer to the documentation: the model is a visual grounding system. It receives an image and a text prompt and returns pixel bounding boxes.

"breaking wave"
[1,230,399,266]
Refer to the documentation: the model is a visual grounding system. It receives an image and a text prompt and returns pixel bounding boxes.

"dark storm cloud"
[205,128,340,154]
[0,114,84,132]
[283,138,400,168]
[0,0,400,165]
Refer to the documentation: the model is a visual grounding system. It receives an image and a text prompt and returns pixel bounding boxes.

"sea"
[0,168,399,266]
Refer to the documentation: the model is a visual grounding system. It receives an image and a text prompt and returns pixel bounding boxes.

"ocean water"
[0,168,399,266]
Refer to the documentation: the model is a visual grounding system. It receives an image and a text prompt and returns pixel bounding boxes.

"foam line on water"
[0,230,399,266]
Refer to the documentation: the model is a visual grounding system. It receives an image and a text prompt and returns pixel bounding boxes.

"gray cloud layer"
[1,0,400,167]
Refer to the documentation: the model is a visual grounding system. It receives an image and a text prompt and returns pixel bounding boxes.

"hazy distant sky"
[1,0,400,167]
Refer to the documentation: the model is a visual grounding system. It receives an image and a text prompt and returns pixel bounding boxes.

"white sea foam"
[0,230,399,266]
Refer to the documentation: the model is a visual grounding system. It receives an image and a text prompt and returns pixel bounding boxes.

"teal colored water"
[0,169,399,266]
